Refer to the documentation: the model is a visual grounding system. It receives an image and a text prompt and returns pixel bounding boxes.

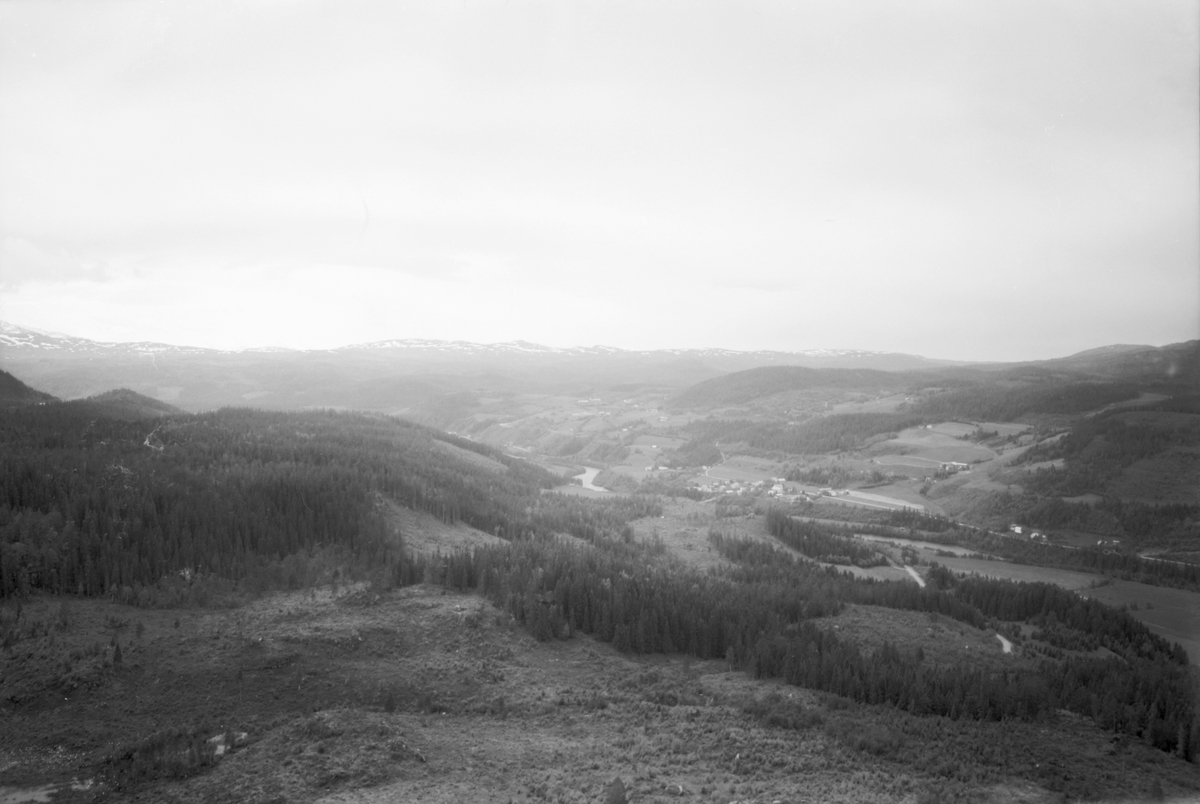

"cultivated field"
[1078,580,1200,665]
[704,455,785,482]
[922,555,1101,591]
[856,534,986,558]
[868,425,998,465]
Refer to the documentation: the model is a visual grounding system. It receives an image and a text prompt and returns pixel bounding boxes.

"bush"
[742,692,824,731]
[825,717,902,757]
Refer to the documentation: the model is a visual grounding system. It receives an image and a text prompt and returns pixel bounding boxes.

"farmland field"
[1077,580,1200,665]
[851,481,933,509]
[833,564,915,583]
[817,489,925,512]
[856,534,986,558]
[873,454,944,469]
[868,426,998,464]
[928,555,1101,590]
[705,455,785,482]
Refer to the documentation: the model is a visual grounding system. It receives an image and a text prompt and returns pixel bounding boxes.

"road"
[703,450,727,478]
[902,565,926,588]
[995,634,1013,654]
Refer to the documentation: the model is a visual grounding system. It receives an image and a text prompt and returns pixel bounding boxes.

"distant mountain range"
[1,320,1194,413]
[1,321,946,365]
[0,321,961,411]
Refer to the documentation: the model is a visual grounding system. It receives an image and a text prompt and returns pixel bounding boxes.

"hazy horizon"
[2,1,1197,362]
[2,316,1193,363]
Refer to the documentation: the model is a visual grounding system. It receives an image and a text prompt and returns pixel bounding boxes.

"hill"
[0,320,959,413]
[0,368,57,407]
[61,388,185,420]
[989,340,1200,385]
[666,365,919,410]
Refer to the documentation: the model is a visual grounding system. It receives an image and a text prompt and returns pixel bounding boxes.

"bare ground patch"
[382,500,503,554]
[2,585,1198,804]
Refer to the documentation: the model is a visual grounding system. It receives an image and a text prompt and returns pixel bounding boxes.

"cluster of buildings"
[693,477,792,497]
[1009,524,1046,540]
[691,477,834,502]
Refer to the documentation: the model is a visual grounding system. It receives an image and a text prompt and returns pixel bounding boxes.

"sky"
[0,0,1197,361]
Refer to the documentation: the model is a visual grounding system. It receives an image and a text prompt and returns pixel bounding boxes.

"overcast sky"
[1,0,1197,361]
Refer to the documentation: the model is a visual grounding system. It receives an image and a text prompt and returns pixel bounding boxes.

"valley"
[1,325,1199,803]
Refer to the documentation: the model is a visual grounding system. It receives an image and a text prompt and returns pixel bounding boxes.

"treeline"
[784,465,892,488]
[772,503,1200,592]
[947,574,1188,664]
[763,509,888,567]
[925,485,1197,548]
[660,438,723,469]
[900,518,1200,592]
[885,508,958,533]
[409,530,1195,758]
[0,404,660,601]
[1017,496,1199,544]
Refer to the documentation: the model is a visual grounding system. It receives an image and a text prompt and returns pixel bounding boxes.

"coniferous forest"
[0,402,658,601]
[1,398,1197,764]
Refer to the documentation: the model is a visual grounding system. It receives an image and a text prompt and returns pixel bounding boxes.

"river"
[574,466,608,492]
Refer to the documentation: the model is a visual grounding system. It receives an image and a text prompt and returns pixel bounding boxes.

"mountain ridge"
[2,320,946,363]
[3,320,1195,414]
[0,367,58,407]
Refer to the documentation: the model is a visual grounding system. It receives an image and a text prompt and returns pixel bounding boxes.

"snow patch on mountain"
[0,321,910,363]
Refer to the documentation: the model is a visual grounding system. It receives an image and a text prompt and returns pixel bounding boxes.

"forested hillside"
[666,366,917,410]
[58,388,184,420]
[0,368,57,407]
[0,403,658,602]
[1018,399,1200,497]
[905,380,1140,421]
[399,511,1197,758]
[670,376,1151,461]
